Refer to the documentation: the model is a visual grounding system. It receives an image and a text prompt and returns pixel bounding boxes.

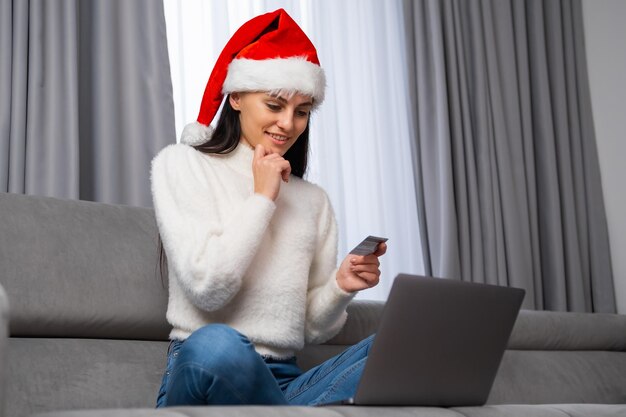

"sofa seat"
[32,404,626,417]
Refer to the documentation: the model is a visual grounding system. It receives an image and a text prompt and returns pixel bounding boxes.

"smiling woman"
[163,1,424,300]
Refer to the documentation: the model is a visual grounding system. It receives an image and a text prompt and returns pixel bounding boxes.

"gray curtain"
[403,0,616,312]
[0,0,175,207]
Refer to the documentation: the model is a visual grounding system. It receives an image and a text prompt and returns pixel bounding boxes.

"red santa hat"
[181,8,326,146]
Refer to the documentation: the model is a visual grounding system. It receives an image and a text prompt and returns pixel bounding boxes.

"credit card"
[349,235,388,256]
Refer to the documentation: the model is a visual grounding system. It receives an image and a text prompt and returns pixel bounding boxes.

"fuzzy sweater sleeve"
[151,144,276,312]
[304,191,355,344]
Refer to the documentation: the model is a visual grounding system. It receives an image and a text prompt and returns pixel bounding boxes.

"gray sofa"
[0,191,625,417]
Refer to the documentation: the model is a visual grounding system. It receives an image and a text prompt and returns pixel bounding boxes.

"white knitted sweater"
[151,143,354,358]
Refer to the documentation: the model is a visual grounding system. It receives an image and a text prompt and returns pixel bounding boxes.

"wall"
[582,0,626,314]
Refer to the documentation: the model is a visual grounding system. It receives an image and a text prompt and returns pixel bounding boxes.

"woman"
[152,9,387,407]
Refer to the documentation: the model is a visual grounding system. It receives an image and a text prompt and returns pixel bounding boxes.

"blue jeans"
[155,324,374,406]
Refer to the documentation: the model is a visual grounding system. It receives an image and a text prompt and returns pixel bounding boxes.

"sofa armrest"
[0,283,9,416]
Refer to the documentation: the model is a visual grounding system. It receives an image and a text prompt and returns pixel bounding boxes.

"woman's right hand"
[252,144,291,201]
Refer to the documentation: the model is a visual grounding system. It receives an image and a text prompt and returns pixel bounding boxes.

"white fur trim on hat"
[180,122,215,146]
[222,57,326,106]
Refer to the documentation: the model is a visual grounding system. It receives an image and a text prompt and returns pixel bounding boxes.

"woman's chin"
[264,142,290,156]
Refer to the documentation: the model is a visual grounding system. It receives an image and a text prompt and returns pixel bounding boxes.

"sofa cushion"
[323,300,626,352]
[0,192,169,340]
[6,338,169,417]
[487,350,626,404]
[507,310,626,350]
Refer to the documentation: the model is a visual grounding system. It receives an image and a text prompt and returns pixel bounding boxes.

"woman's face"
[229,92,313,156]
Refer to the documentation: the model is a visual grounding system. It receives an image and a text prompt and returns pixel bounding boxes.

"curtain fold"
[1,0,175,207]
[404,0,615,312]
[306,0,424,300]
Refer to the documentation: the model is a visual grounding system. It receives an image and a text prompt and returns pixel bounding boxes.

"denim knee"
[165,324,289,405]
[174,324,257,377]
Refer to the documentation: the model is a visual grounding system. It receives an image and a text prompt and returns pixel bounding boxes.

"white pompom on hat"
[180,9,326,146]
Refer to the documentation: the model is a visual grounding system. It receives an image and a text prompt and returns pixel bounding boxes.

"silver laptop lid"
[353,274,525,406]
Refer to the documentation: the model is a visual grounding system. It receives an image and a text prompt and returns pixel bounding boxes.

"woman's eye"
[266,103,281,111]
[296,110,310,117]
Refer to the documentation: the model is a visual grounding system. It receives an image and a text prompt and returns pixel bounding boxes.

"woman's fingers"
[337,242,388,292]
[373,242,387,257]
[349,247,386,289]
[254,144,267,161]
[350,257,381,288]
[281,160,291,182]
[353,271,380,287]
[350,262,381,272]
[350,254,380,267]
[252,146,292,200]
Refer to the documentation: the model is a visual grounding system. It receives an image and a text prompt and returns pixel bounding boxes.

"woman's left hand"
[336,242,387,293]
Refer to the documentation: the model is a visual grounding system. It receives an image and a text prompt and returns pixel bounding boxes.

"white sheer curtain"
[163,0,423,300]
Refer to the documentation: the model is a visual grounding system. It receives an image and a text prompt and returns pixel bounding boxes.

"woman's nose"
[276,111,294,131]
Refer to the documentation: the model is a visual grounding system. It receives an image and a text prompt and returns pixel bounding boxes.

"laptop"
[335,274,525,406]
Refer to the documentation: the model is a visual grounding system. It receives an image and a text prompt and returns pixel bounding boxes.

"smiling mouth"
[266,132,290,143]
